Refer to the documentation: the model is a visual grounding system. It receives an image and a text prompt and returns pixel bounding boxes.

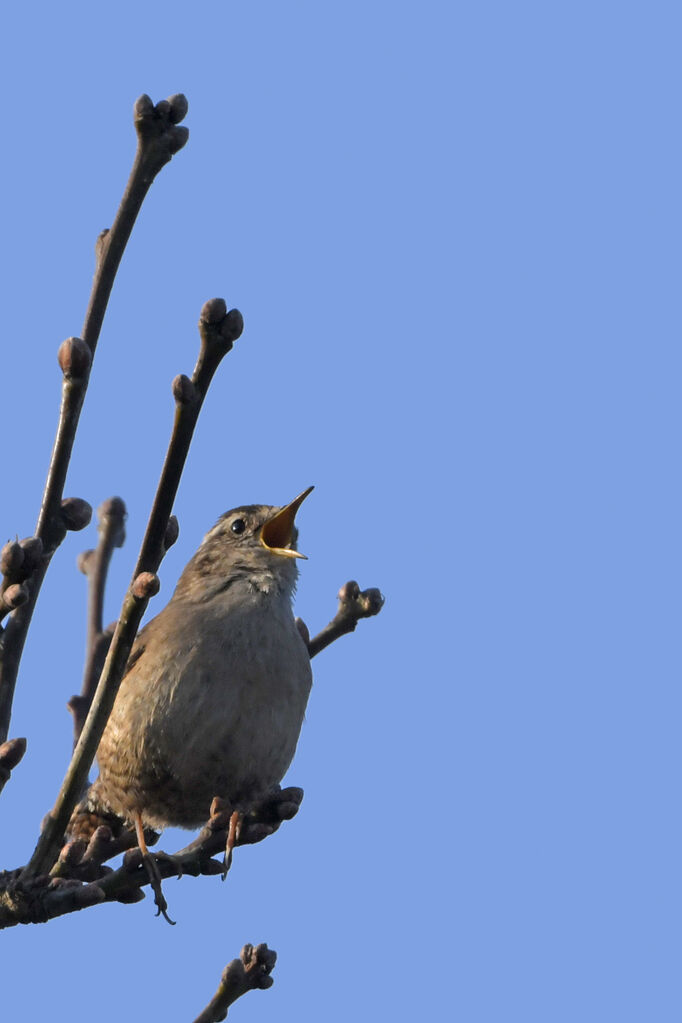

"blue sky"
[0,3,678,1020]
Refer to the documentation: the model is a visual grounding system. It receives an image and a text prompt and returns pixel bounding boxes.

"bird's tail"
[66,778,129,843]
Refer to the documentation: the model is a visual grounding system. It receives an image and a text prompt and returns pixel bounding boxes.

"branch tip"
[198,302,244,361]
[0,92,192,752]
[241,942,277,989]
[133,93,155,118]
[76,549,95,575]
[98,495,126,521]
[96,496,126,547]
[167,93,189,124]
[133,93,189,161]
[307,580,385,657]
[192,944,277,1022]
[200,297,227,324]
[338,581,385,617]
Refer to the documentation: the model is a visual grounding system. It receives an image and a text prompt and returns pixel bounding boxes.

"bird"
[70,487,314,918]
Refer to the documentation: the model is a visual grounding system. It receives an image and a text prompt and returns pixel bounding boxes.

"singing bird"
[71,488,314,911]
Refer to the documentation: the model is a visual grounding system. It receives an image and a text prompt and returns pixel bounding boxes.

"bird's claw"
[222,811,242,880]
[132,811,176,923]
[141,851,176,925]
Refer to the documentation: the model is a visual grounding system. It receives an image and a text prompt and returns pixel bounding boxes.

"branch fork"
[0,91,386,1022]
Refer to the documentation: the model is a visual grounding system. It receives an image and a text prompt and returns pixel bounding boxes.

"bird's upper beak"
[260,486,314,559]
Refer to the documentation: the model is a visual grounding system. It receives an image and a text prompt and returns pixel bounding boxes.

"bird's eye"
[230,518,246,535]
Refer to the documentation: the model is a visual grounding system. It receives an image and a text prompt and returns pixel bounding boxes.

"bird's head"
[175,487,314,600]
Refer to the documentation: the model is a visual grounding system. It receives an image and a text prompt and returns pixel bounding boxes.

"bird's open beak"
[260,486,314,559]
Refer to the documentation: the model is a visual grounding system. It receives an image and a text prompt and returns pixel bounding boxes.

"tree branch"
[22,299,243,880]
[0,93,189,748]
[0,787,301,928]
[192,945,277,1023]
[303,580,385,658]
[80,94,189,354]
[68,497,127,745]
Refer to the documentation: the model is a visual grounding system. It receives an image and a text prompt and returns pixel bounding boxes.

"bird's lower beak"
[260,486,314,559]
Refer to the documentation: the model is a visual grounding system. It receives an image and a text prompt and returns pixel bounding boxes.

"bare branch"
[192,944,277,1023]
[0,873,106,929]
[0,787,301,928]
[68,497,127,745]
[80,93,189,355]
[22,298,243,879]
[304,580,385,658]
[0,94,189,747]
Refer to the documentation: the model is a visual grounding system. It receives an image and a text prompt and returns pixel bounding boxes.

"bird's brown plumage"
[72,496,313,836]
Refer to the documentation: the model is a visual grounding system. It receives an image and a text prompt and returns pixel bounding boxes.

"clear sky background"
[0,3,678,1021]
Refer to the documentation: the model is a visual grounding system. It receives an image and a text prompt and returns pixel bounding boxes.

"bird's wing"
[125,619,152,672]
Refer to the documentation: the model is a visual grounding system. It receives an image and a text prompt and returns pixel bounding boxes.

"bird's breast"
[97,587,313,828]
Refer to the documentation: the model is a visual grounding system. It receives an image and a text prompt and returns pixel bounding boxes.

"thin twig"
[22,299,243,879]
[305,580,385,658]
[0,348,92,740]
[68,497,127,745]
[83,499,127,675]
[79,94,189,355]
[0,94,189,747]
[192,945,277,1023]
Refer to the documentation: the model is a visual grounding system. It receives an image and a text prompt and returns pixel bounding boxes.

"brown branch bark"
[0,787,301,928]
[192,945,277,1023]
[0,93,189,748]
[304,580,385,658]
[0,738,27,798]
[22,299,243,880]
[68,497,127,745]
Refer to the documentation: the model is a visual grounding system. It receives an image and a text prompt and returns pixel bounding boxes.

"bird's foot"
[133,811,176,925]
[222,810,242,880]
[172,789,304,875]
[142,850,176,925]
